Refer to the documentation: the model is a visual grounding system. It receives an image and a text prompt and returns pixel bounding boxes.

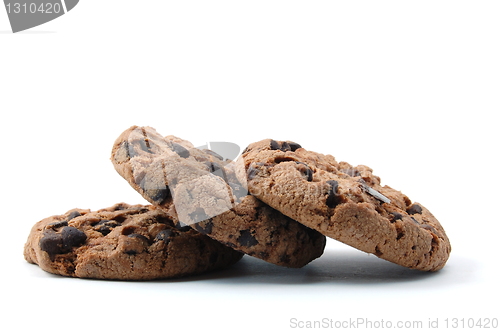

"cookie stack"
[24,126,451,280]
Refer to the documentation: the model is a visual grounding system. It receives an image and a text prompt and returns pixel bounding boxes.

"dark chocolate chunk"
[61,227,87,250]
[270,140,299,152]
[189,207,210,224]
[39,232,64,255]
[325,180,341,208]
[247,164,260,180]
[206,161,227,180]
[143,187,170,205]
[280,141,291,151]
[121,226,136,236]
[269,140,281,150]
[137,138,151,154]
[67,211,81,221]
[155,229,174,242]
[296,162,313,181]
[407,204,423,215]
[421,224,438,234]
[288,142,302,151]
[171,142,190,158]
[237,230,258,247]
[175,222,192,232]
[128,233,150,243]
[94,220,120,236]
[112,203,129,211]
[125,250,137,255]
[48,220,68,229]
[390,212,403,223]
[194,220,214,235]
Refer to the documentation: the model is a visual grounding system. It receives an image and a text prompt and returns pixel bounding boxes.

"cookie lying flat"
[240,139,451,272]
[111,126,326,268]
[24,203,243,280]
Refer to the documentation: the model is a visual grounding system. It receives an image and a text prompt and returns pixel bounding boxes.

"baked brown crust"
[24,203,243,280]
[240,139,451,272]
[110,126,326,268]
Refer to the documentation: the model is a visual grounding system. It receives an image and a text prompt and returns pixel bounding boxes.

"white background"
[1,1,499,331]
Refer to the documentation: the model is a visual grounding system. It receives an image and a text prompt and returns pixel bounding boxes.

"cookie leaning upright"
[24,203,243,280]
[111,126,326,268]
[240,139,451,272]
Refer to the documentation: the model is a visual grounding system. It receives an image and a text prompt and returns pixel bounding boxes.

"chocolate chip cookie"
[24,203,243,280]
[111,126,326,268]
[240,139,451,272]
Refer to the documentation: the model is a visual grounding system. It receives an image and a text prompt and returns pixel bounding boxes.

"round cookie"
[240,139,451,272]
[24,203,243,280]
[111,126,326,268]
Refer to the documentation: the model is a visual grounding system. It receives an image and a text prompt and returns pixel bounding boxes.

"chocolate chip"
[288,142,302,151]
[280,142,291,151]
[269,140,298,152]
[39,232,64,255]
[125,250,137,255]
[325,180,341,208]
[175,222,191,232]
[67,211,81,221]
[206,161,227,180]
[296,162,313,181]
[411,217,420,225]
[48,220,68,229]
[421,224,438,234]
[407,204,423,215]
[121,226,136,236]
[128,233,150,243]
[112,203,129,211]
[94,220,120,236]
[172,142,190,158]
[237,230,258,247]
[390,212,403,223]
[137,138,151,154]
[247,165,260,180]
[61,227,87,250]
[194,220,214,235]
[270,140,281,150]
[143,187,170,205]
[155,229,174,243]
[189,207,210,224]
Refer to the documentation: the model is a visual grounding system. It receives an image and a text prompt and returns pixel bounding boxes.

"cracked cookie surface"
[240,139,451,271]
[24,203,243,280]
[111,126,326,268]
